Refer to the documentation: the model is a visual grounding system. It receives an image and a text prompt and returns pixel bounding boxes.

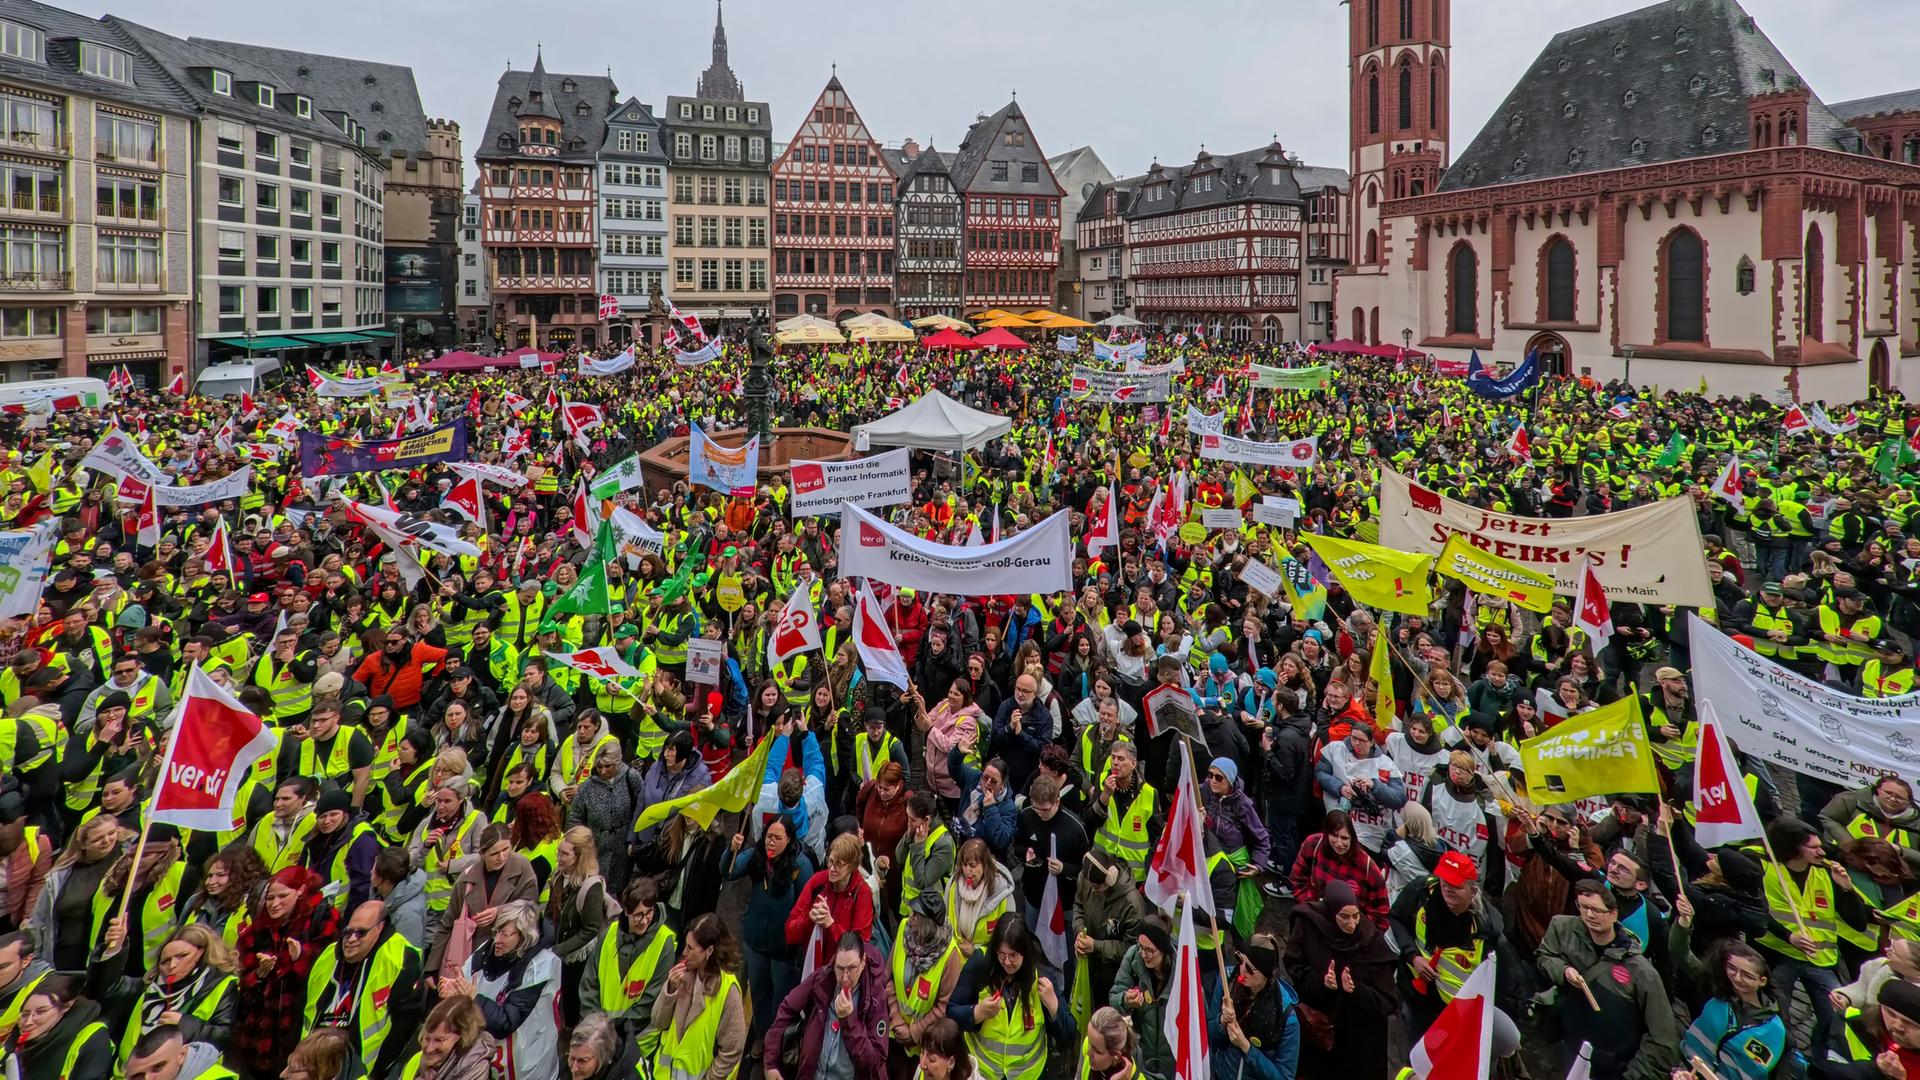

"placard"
[686,638,724,686]
[1201,508,1242,530]
[1252,498,1300,528]
[1238,559,1283,598]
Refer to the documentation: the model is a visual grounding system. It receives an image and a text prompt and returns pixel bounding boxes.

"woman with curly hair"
[231,866,339,1077]
[181,844,269,946]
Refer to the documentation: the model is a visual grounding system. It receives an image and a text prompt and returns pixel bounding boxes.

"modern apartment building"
[0,0,193,384]
[110,16,390,371]
[598,97,667,343]
[663,2,770,327]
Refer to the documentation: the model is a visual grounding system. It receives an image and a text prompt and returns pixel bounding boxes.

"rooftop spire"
[695,0,745,101]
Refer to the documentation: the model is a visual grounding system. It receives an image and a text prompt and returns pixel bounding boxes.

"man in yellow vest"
[250,777,318,873]
[301,790,382,914]
[1389,850,1497,1033]
[1860,638,1917,698]
[1753,817,1867,1058]
[303,899,423,1079]
[1089,743,1159,882]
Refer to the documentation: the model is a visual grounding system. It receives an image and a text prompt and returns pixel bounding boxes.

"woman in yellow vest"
[579,878,677,1052]
[180,845,268,947]
[92,827,188,980]
[0,974,112,1080]
[649,913,747,1080]
[97,922,236,1060]
[890,894,964,1068]
[947,915,1072,1080]
[946,839,1015,957]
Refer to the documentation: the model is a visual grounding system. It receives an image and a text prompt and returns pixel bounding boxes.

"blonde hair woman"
[550,826,611,1027]
[32,815,124,969]
[105,922,239,1058]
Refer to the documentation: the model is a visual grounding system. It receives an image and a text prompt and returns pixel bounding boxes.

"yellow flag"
[632,729,774,834]
[1098,405,1112,433]
[1231,469,1258,507]
[1518,695,1660,802]
[25,452,52,492]
[1434,534,1557,613]
[1299,533,1435,616]
[1370,623,1396,729]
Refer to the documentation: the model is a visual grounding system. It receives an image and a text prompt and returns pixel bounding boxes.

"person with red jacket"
[890,589,929,665]
[353,627,448,711]
[785,832,874,972]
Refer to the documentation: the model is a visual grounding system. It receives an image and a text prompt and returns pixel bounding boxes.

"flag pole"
[110,816,156,944]
[1179,748,1234,990]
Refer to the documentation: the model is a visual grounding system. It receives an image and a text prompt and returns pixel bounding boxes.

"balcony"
[0,193,70,220]
[96,146,161,169]
[99,277,163,294]
[0,270,70,291]
[492,273,596,291]
[95,202,158,227]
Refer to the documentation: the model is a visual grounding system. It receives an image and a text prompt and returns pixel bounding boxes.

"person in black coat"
[1261,695,1317,883]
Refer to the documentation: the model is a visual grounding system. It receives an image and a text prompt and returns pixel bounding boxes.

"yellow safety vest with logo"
[967,978,1048,1080]
[1414,900,1486,1003]
[1094,784,1156,882]
[212,774,263,850]
[470,638,521,690]
[0,714,56,774]
[773,656,810,707]
[594,922,677,1055]
[554,733,618,794]
[314,821,377,912]
[1755,857,1839,967]
[1816,608,1882,667]
[251,810,317,873]
[651,612,690,667]
[854,732,900,784]
[890,932,960,1057]
[367,717,412,784]
[119,971,232,1059]
[296,725,367,787]
[90,860,186,973]
[439,598,488,651]
[420,809,485,914]
[303,931,417,1066]
[1847,813,1914,851]
[499,592,546,650]
[1747,604,1798,662]
[1862,660,1916,699]
[253,653,314,722]
[374,758,435,845]
[653,971,741,1080]
[944,875,1011,951]
[900,825,951,918]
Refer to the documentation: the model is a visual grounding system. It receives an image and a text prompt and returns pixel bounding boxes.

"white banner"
[1252,497,1300,528]
[687,424,759,495]
[0,521,56,621]
[1125,356,1185,374]
[789,448,912,518]
[607,506,666,559]
[312,371,385,398]
[674,341,721,366]
[1056,335,1078,353]
[80,427,170,485]
[1092,339,1146,364]
[1689,616,1920,789]
[151,467,252,507]
[1377,466,1712,606]
[1069,366,1171,403]
[838,502,1072,596]
[1197,432,1319,469]
[578,350,635,375]
[1201,507,1242,530]
[448,461,531,489]
[1238,559,1283,598]
[1184,407,1225,435]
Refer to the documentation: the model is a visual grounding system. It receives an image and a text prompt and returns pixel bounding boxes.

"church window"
[1450,243,1477,334]
[1545,238,1575,321]
[1663,229,1704,342]
[1398,61,1414,129]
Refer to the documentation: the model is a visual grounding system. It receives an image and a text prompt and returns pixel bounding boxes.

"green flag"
[590,454,645,500]
[592,517,619,565]
[552,557,613,616]
[1655,433,1687,468]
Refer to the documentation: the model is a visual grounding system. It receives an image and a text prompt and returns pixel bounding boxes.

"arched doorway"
[1525,331,1570,376]
[578,327,597,349]
[1261,316,1281,344]
[1351,307,1365,341]
[835,309,857,323]
[1871,338,1892,393]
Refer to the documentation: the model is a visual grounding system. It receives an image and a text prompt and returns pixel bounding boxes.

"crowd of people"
[0,329,1916,1080]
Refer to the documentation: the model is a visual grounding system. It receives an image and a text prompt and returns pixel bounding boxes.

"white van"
[196,357,285,398]
[0,376,111,409]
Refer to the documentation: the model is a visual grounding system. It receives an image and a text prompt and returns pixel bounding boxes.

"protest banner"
[0,521,56,621]
[297,421,469,478]
[789,448,912,517]
[310,370,385,398]
[1069,366,1172,403]
[1300,533,1434,615]
[687,424,759,495]
[1197,431,1320,469]
[1184,407,1225,435]
[1092,339,1146,364]
[1517,695,1661,802]
[1435,533,1557,613]
[1688,615,1920,789]
[80,427,170,485]
[839,502,1071,595]
[150,467,252,508]
[1377,466,1712,606]
[1251,364,1332,391]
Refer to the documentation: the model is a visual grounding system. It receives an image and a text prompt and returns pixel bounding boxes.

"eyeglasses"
[342,923,380,939]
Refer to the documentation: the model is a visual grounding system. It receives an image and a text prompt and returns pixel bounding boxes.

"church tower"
[697,0,745,101]
[1349,0,1450,270]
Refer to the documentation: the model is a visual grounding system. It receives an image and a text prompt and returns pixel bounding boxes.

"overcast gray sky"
[71,0,1920,179]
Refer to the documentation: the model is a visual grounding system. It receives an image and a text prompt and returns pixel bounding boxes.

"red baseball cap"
[1435,851,1478,887]
[247,592,270,604]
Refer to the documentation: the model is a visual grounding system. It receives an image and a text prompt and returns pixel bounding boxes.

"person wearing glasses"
[77,653,171,734]
[302,898,424,1080]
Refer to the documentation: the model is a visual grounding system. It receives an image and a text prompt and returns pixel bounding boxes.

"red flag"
[1505,425,1531,464]
[1085,485,1119,559]
[1574,561,1614,655]
[306,368,325,389]
[149,664,279,830]
[202,520,235,583]
[1145,740,1216,919]
[543,388,559,411]
[165,371,186,396]
[1036,834,1069,969]
[239,391,257,419]
[766,580,822,670]
[380,358,397,375]
[1782,404,1810,436]
[1407,957,1495,1080]
[854,579,910,689]
[135,488,160,548]
[504,391,532,415]
[1163,895,1210,1080]
[570,478,593,545]
[561,400,604,446]
[1710,455,1745,513]
[1691,703,1765,848]
[441,475,486,529]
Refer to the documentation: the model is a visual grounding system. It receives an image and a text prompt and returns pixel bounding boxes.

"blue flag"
[1466,349,1542,400]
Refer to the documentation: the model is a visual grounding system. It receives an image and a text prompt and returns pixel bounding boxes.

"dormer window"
[747,108,759,123]
[257,85,275,109]
[561,78,576,93]
[680,103,692,119]
[0,20,43,64]
[213,69,232,96]
[295,95,311,119]
[575,102,589,116]
[371,101,384,113]
[702,105,715,121]
[355,128,365,146]
[79,43,130,83]
[725,106,737,122]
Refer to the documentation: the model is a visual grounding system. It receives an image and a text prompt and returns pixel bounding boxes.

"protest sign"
[298,422,469,478]
[839,502,1071,595]
[1197,432,1319,469]
[1069,366,1172,403]
[1238,559,1283,598]
[789,448,912,517]
[1200,508,1242,530]
[1434,533,1557,613]
[1518,695,1660,802]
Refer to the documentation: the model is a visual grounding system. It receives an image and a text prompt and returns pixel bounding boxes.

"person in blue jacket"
[1208,933,1301,1080]
[751,716,829,864]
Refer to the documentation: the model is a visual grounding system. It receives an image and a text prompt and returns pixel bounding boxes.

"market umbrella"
[774,324,846,345]
[922,328,982,350]
[1030,312,1094,329]
[971,326,1030,350]
[1096,313,1144,328]
[969,309,1020,322]
[848,320,915,343]
[910,314,972,331]
[977,315,1038,329]
[777,314,838,333]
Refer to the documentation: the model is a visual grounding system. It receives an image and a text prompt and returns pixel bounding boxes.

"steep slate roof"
[1293,165,1350,193]
[106,16,372,148]
[1438,0,1854,193]
[189,38,429,157]
[891,145,955,187]
[947,100,1064,197]
[1830,88,1920,122]
[0,0,191,115]
[477,62,617,163]
[1126,142,1307,218]
[600,97,667,161]
[1076,177,1140,223]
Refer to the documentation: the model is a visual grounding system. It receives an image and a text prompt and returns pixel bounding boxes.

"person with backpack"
[550,825,615,1026]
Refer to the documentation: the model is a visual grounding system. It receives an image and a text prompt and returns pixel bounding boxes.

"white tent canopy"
[852,389,1012,453]
[1097,313,1144,327]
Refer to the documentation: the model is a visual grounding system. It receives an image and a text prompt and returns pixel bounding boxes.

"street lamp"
[242,327,256,357]
[1621,344,1636,388]
[1401,327,1412,351]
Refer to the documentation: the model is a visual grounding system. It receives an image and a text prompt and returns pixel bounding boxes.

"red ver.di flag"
[150,664,279,831]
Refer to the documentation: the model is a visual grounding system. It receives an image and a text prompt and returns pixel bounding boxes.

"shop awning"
[294,332,377,345]
[359,329,395,338]
[207,335,312,350]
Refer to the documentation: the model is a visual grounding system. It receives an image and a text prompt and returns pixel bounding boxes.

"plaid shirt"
[1287,832,1390,930]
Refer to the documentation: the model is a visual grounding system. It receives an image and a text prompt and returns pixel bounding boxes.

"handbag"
[1292,1000,1337,1051]
[439,907,477,984]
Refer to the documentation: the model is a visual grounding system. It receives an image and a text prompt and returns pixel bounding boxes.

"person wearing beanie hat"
[853,705,908,786]
[1203,756,1271,940]
[1070,847,1145,1014]
[301,788,380,915]
[889,886,963,1059]
[1109,913,1178,1080]
[1212,930,1302,1080]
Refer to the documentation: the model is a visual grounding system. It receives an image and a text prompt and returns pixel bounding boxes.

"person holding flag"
[1536,879,1682,1080]
[1207,932,1301,1080]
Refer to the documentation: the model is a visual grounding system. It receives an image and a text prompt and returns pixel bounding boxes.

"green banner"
[1252,364,1332,391]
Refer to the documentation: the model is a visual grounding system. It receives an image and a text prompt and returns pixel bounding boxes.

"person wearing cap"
[588,623,649,723]
[301,789,382,915]
[1861,638,1917,699]
[1816,587,1883,688]
[251,627,318,727]
[1735,580,1809,667]
[1637,665,1700,772]
[1389,847,1501,1035]
[1536,879,1680,1080]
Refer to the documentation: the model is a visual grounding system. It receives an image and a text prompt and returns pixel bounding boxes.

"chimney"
[901,137,920,160]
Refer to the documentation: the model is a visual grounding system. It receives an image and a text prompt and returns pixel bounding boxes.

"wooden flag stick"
[1577,976,1602,1012]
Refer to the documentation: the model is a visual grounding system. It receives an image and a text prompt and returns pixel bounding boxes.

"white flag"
[1573,561,1614,656]
[853,578,910,689]
[766,580,822,671]
[1690,703,1766,849]
[1710,455,1745,514]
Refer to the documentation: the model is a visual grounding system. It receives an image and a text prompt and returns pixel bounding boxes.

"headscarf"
[1295,877,1395,963]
